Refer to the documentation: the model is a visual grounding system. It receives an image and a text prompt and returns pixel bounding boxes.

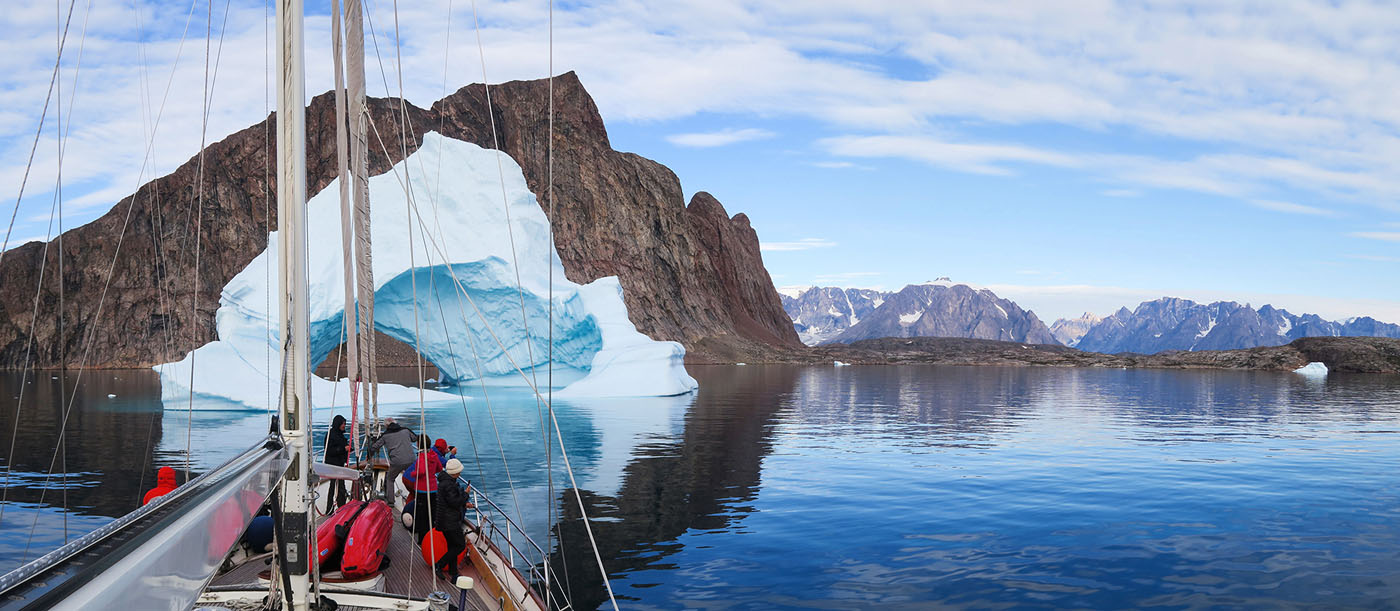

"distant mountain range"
[1066,297,1400,354]
[780,280,1059,346]
[782,283,1400,356]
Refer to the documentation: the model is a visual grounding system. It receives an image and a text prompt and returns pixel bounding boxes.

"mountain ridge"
[1075,296,1400,354]
[780,281,1059,346]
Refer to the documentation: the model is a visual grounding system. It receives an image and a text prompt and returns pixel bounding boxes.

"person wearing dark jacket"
[433,458,469,579]
[366,418,417,501]
[324,415,351,511]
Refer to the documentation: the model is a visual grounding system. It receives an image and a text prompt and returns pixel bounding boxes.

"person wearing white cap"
[434,458,470,579]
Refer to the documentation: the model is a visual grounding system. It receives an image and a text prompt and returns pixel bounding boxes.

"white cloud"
[820,134,1079,175]
[4,0,1400,243]
[1352,231,1400,242]
[1250,199,1335,216]
[1101,189,1140,198]
[809,160,868,170]
[666,127,774,148]
[760,237,836,252]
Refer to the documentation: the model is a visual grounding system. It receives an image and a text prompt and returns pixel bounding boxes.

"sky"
[1,0,1398,323]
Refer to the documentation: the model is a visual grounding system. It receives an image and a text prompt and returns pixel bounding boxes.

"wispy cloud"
[809,160,868,170]
[4,0,1400,247]
[1352,232,1400,242]
[820,134,1079,175]
[1101,189,1140,198]
[666,127,774,148]
[1347,254,1400,263]
[760,237,836,252]
[1250,199,1335,216]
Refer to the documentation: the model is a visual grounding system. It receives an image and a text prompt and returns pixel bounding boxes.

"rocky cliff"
[1075,297,1400,354]
[827,282,1060,345]
[0,73,801,369]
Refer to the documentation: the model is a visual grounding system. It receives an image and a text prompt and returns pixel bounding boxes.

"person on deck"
[325,415,351,512]
[432,438,456,463]
[367,418,417,502]
[143,466,178,505]
[408,436,443,538]
[434,458,469,580]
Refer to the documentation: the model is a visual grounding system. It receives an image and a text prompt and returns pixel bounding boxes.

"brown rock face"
[0,73,800,370]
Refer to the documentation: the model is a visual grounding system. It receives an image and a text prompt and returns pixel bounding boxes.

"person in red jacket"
[143,466,178,505]
[404,437,443,538]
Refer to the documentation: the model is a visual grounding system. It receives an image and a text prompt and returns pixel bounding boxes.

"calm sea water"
[3,364,1398,609]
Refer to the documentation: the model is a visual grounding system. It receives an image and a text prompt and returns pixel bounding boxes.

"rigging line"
[0,0,93,530]
[360,111,540,544]
[0,177,61,527]
[465,0,550,455]
[185,0,216,486]
[55,0,70,545]
[265,0,273,417]
[545,0,567,605]
[365,105,607,610]
[18,0,210,558]
[546,384,621,611]
[0,0,78,266]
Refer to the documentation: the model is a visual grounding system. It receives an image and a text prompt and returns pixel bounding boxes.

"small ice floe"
[1293,362,1328,376]
[424,377,438,383]
[107,394,117,398]
[735,362,747,366]
[833,360,850,367]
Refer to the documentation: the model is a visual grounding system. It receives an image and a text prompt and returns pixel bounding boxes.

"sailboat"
[0,0,625,609]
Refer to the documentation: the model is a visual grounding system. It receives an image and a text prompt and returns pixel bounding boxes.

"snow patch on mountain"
[156,133,697,410]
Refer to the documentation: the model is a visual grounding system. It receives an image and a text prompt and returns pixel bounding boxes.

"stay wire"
[0,0,78,265]
[19,0,215,560]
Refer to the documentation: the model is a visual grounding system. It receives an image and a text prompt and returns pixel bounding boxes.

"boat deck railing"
[462,477,569,607]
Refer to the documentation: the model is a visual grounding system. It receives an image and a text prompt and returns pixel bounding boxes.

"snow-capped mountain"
[1049,312,1103,347]
[1075,297,1400,354]
[780,280,1059,346]
[780,287,888,344]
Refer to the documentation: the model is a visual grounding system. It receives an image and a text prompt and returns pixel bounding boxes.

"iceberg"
[1293,361,1328,376]
[157,132,697,410]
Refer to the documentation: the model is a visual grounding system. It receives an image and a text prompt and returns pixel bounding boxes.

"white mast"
[275,0,313,609]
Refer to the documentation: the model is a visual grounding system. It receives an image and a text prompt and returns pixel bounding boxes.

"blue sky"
[2,0,1398,322]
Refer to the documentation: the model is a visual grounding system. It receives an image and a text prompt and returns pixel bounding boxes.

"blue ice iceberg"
[157,133,697,410]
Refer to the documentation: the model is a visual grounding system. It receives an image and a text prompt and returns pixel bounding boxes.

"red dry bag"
[340,499,394,579]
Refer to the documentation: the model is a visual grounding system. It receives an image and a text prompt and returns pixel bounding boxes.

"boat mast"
[275,0,313,609]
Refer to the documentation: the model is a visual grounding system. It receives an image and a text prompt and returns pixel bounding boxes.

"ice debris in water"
[1293,362,1328,376]
[107,394,117,398]
[834,361,850,367]
[156,132,696,410]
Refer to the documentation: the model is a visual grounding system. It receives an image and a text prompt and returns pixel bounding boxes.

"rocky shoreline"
[792,336,1400,374]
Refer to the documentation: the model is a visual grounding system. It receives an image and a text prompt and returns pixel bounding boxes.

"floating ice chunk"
[833,361,850,367]
[425,378,438,383]
[1293,362,1328,376]
[107,394,117,398]
[156,132,695,410]
[735,362,747,366]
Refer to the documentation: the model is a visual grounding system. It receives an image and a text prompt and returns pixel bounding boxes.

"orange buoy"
[420,529,447,566]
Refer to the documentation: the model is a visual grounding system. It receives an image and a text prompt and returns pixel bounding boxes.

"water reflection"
[4,364,1399,609]
[551,365,1400,609]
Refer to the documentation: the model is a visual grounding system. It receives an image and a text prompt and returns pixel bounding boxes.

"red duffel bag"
[315,500,366,570]
[340,499,394,578]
